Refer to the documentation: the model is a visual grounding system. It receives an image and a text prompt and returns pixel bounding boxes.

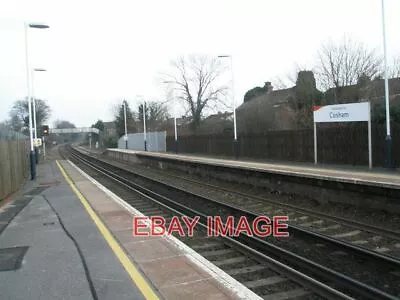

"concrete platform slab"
[0,160,153,300]
[61,159,261,300]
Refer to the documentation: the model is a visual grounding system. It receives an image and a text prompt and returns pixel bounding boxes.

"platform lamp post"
[143,100,147,151]
[123,100,128,149]
[218,55,238,159]
[381,0,394,169]
[163,81,178,153]
[25,22,50,180]
[32,68,46,164]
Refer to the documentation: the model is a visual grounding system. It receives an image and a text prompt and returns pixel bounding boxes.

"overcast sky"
[1,0,400,128]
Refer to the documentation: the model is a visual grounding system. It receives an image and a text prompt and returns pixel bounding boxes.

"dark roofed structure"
[324,77,400,104]
[238,74,400,133]
[236,83,298,132]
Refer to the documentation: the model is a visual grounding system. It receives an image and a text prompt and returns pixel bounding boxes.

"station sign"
[312,101,372,169]
[313,102,369,123]
[34,138,42,147]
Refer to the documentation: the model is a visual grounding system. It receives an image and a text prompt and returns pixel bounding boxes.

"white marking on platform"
[67,160,262,300]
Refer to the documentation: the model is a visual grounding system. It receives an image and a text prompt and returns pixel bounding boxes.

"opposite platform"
[105,148,400,189]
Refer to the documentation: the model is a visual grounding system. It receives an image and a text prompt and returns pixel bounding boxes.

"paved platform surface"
[60,159,258,300]
[0,160,149,300]
[0,150,257,300]
[106,148,400,188]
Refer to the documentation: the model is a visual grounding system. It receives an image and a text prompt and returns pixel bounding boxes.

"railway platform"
[105,148,400,188]
[0,154,257,299]
[102,148,400,213]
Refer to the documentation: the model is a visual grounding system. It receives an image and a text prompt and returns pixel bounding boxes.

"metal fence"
[0,129,29,201]
[166,124,400,168]
[118,131,166,152]
[0,128,29,141]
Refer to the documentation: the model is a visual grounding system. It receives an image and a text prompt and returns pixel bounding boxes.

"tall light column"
[163,81,179,153]
[218,55,238,158]
[381,0,394,169]
[173,89,178,154]
[123,101,128,149]
[143,100,147,151]
[25,22,49,180]
[31,68,46,164]
[32,68,46,140]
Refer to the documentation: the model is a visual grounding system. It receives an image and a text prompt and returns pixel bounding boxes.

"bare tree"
[54,120,76,129]
[316,37,382,102]
[271,77,288,90]
[389,55,400,78]
[137,101,170,131]
[162,55,228,131]
[114,100,137,137]
[9,98,51,134]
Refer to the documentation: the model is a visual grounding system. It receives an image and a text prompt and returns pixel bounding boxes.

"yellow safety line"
[56,160,159,300]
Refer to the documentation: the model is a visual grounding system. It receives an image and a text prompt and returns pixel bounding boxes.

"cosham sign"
[312,101,372,169]
[313,102,370,123]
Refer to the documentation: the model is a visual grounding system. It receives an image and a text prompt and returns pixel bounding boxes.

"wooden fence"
[166,124,400,167]
[0,140,29,201]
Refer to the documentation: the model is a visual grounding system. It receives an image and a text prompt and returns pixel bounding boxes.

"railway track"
[66,146,400,299]
[86,148,400,259]
[62,146,349,300]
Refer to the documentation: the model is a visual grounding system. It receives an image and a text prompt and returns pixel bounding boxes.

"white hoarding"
[313,102,369,123]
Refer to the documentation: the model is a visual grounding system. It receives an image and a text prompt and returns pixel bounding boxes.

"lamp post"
[381,0,394,169]
[218,55,238,158]
[88,133,92,150]
[143,100,147,151]
[163,81,178,153]
[25,22,50,180]
[173,90,178,154]
[32,68,46,164]
[123,101,128,149]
